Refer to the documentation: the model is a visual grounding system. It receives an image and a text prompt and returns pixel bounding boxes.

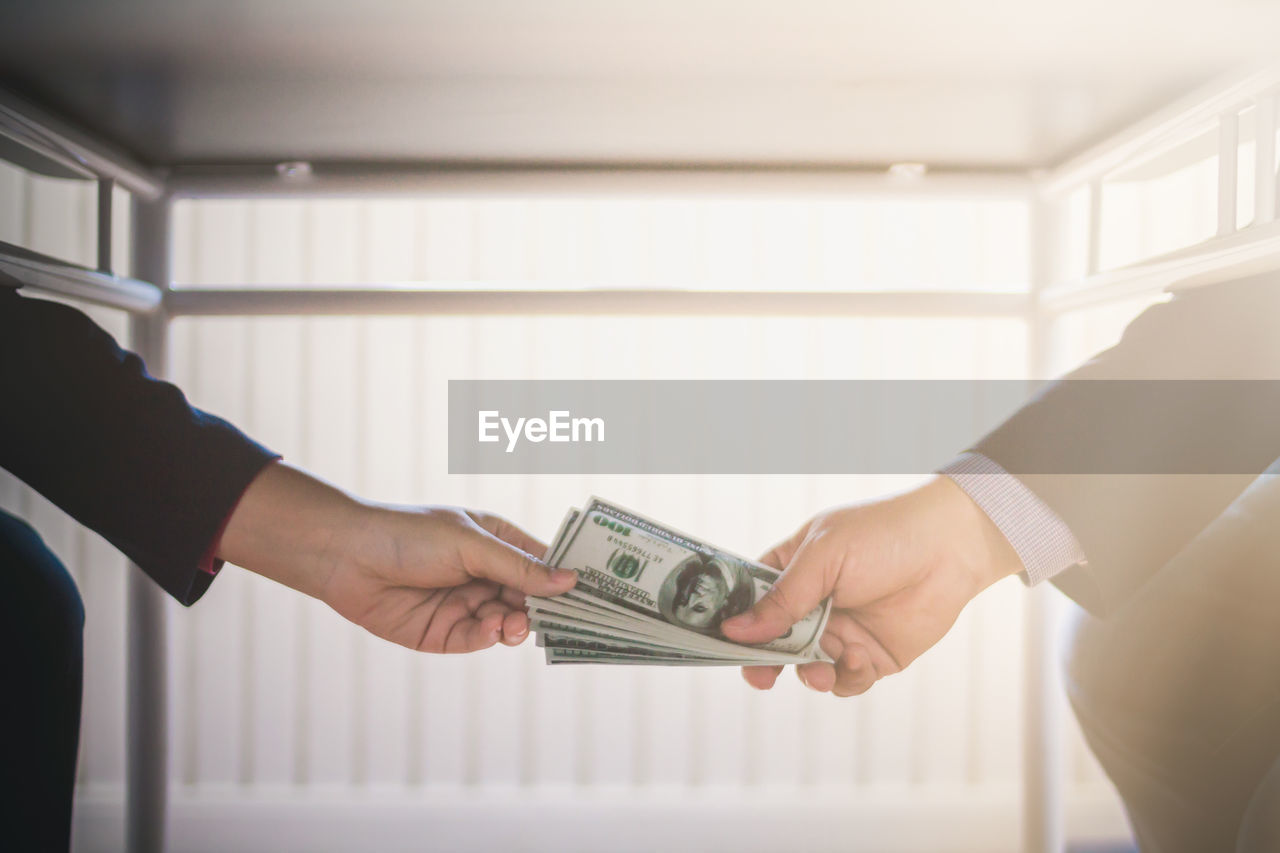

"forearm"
[216,461,371,600]
[1,289,279,605]
[971,278,1280,611]
[213,461,570,653]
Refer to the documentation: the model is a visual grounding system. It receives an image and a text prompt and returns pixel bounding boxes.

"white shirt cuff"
[938,452,1087,585]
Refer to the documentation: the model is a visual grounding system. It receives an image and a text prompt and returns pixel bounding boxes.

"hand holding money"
[722,476,1023,696]
[528,497,832,666]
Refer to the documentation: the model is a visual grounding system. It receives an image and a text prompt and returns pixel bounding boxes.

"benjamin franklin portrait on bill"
[657,552,756,634]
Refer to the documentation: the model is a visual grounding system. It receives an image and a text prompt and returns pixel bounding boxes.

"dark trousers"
[0,511,84,852]
[1065,473,1280,852]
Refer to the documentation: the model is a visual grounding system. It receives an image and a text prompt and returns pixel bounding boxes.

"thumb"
[721,538,830,644]
[463,529,577,596]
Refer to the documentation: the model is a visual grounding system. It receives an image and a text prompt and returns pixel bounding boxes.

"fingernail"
[551,568,577,583]
[724,611,755,629]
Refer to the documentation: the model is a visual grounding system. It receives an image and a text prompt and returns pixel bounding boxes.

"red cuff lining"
[197,474,267,575]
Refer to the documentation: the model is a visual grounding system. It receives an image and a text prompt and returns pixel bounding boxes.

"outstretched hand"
[720,476,1021,696]
[219,462,576,654]
[320,506,577,653]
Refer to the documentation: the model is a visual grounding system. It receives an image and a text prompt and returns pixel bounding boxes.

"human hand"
[720,476,1021,696]
[319,504,577,653]
[219,463,576,654]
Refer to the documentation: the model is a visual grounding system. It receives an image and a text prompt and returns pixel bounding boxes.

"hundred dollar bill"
[536,632,761,663]
[543,508,580,562]
[526,596,815,663]
[545,646,737,666]
[530,615,813,665]
[545,497,830,659]
[542,643,811,666]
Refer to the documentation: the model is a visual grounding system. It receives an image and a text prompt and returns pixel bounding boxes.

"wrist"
[221,462,376,603]
[923,475,1022,595]
[313,498,389,600]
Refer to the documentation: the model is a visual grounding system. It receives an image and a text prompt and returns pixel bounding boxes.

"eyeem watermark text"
[478,410,606,453]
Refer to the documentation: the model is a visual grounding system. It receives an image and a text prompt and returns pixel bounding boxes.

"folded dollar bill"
[529,497,832,666]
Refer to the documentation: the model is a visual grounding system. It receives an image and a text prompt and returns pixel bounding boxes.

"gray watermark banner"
[448,380,1280,475]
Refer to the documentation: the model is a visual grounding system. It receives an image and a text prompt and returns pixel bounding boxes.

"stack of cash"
[528,496,831,666]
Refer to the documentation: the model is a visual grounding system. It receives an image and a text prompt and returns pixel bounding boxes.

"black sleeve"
[0,288,279,605]
[973,274,1280,614]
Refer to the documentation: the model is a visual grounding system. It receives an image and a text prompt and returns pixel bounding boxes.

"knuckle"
[517,553,540,577]
[836,673,874,697]
[441,506,472,528]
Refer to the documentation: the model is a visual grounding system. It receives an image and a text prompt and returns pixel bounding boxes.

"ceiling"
[0,0,1276,171]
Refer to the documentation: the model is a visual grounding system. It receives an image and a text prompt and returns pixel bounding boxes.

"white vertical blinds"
[170,196,1031,293]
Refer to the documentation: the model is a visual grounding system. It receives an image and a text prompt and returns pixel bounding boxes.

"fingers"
[742,615,882,698]
[468,511,549,559]
[474,598,528,645]
[442,611,507,653]
[818,627,845,661]
[741,665,783,690]
[817,612,890,696]
[831,646,878,697]
[721,536,830,645]
[500,609,530,646]
[741,624,842,693]
[499,584,530,609]
[419,585,494,652]
[796,646,877,697]
[420,583,533,652]
[796,661,836,692]
[793,631,842,692]
[735,542,832,692]
[461,522,577,596]
[743,658,866,696]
